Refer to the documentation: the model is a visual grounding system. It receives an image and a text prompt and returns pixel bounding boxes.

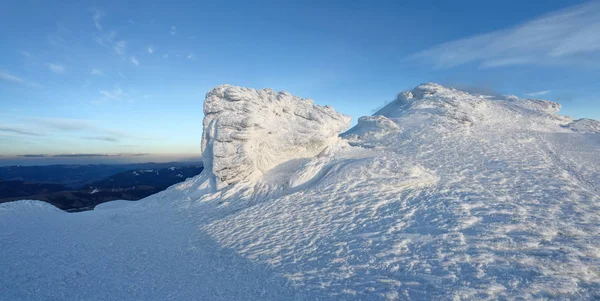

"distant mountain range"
[0,162,203,212]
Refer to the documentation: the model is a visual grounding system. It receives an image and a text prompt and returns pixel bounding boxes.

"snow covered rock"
[202,85,351,189]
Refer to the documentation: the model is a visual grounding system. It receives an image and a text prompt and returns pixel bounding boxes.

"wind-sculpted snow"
[2,83,600,300]
[202,85,351,190]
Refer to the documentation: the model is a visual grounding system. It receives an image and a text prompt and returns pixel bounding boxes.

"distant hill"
[0,180,67,198]
[0,162,202,189]
[88,166,202,191]
[0,163,203,212]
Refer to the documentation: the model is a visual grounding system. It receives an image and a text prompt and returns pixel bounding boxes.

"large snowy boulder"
[202,85,351,189]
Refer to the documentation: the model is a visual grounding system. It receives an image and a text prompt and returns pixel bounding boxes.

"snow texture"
[1,83,600,300]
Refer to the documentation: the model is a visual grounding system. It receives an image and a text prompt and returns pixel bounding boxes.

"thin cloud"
[81,136,120,142]
[410,1,600,69]
[186,53,195,60]
[93,9,104,31]
[163,54,169,59]
[114,40,126,55]
[104,129,166,141]
[96,31,127,56]
[525,90,551,97]
[170,25,176,35]
[91,69,103,76]
[118,72,127,79]
[46,63,65,74]
[28,117,95,131]
[47,34,68,48]
[0,71,41,88]
[95,87,141,104]
[99,87,126,101]
[18,153,150,158]
[130,56,139,66]
[52,153,120,158]
[0,126,43,136]
[147,47,154,54]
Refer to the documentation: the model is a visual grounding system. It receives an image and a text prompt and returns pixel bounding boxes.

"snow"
[1,83,600,300]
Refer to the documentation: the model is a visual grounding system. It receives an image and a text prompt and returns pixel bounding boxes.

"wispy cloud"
[96,30,127,56]
[81,128,163,143]
[96,31,114,47]
[0,71,41,88]
[5,117,162,148]
[46,63,65,74]
[525,90,551,97]
[163,54,169,59]
[114,40,126,55]
[93,9,104,31]
[170,25,176,35]
[147,47,154,54]
[410,1,600,69]
[81,136,120,142]
[186,53,195,60]
[91,68,103,76]
[17,153,150,158]
[99,87,126,101]
[0,126,43,136]
[52,153,119,158]
[47,34,68,48]
[28,117,95,131]
[130,56,139,66]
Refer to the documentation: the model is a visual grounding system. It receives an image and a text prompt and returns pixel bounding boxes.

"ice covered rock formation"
[202,85,351,189]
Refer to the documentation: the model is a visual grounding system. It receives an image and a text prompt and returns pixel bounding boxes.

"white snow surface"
[2,83,600,300]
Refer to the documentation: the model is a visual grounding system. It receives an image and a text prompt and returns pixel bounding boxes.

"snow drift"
[1,83,600,300]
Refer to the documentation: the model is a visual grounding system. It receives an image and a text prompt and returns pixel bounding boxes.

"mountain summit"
[1,84,599,300]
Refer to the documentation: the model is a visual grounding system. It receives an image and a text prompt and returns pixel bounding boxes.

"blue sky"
[1,0,599,165]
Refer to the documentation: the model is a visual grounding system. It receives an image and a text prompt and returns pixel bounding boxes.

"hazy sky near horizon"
[1,0,599,163]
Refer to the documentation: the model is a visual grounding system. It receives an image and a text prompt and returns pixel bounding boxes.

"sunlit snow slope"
[1,83,599,300]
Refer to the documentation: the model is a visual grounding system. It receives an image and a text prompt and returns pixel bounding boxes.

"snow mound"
[202,85,351,189]
[0,200,62,215]
[372,82,487,126]
[347,83,576,139]
[342,115,400,139]
[565,118,600,133]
